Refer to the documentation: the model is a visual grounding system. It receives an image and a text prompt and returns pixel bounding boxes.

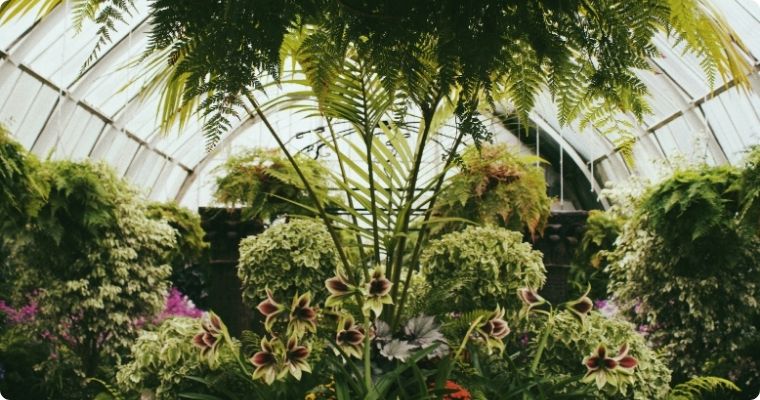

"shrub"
[214,148,329,222]
[433,144,551,237]
[526,311,672,400]
[422,226,546,315]
[568,210,623,299]
[607,165,760,391]
[116,317,206,400]
[238,219,339,307]
[0,125,44,227]
[146,201,209,306]
[6,161,174,379]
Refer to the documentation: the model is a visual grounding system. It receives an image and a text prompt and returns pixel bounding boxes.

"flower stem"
[530,314,554,373]
[454,316,483,361]
[363,310,373,393]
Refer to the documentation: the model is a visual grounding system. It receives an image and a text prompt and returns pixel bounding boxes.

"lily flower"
[566,286,593,323]
[193,312,225,362]
[251,337,281,385]
[363,266,393,317]
[257,289,286,332]
[612,343,638,370]
[477,306,510,354]
[288,292,317,338]
[335,315,365,358]
[283,336,312,380]
[517,288,547,317]
[325,272,356,308]
[582,343,638,390]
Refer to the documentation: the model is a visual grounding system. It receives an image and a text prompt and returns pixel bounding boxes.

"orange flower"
[436,380,471,400]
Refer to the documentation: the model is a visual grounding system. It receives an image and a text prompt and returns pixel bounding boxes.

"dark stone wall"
[527,211,588,303]
[199,207,263,335]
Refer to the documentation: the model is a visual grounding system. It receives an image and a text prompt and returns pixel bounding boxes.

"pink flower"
[0,298,38,325]
[154,288,203,323]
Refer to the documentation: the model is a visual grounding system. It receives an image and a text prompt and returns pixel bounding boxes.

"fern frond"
[666,376,740,400]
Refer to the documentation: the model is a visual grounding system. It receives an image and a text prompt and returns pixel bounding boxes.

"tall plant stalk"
[243,91,353,275]
[387,98,441,311]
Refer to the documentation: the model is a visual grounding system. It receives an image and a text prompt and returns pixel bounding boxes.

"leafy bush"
[214,148,330,222]
[607,165,760,392]
[0,125,44,226]
[116,317,206,399]
[422,226,546,315]
[238,219,339,307]
[434,144,551,237]
[146,201,210,306]
[526,311,672,400]
[739,146,760,231]
[568,210,623,299]
[6,161,174,380]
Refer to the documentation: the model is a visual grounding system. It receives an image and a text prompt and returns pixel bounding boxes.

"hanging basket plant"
[433,144,552,237]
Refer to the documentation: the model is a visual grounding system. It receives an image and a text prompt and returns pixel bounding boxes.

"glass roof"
[1,0,760,209]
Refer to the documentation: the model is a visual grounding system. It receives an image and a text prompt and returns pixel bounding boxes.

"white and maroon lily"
[335,315,365,359]
[257,289,286,332]
[325,272,357,308]
[193,312,225,362]
[283,336,312,380]
[477,305,511,354]
[251,336,280,385]
[288,292,317,339]
[517,288,547,317]
[363,266,393,317]
[582,343,638,390]
[566,287,594,323]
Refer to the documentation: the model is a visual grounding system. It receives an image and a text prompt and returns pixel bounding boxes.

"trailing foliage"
[433,143,551,237]
[422,226,546,315]
[214,148,329,222]
[607,164,760,393]
[5,161,174,383]
[146,201,209,306]
[568,210,624,299]
[238,219,339,307]
[636,166,744,276]
[123,0,750,146]
[4,0,748,147]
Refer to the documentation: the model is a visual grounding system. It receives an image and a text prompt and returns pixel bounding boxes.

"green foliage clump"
[214,148,329,222]
[116,317,205,400]
[0,125,44,228]
[0,327,50,399]
[238,218,339,307]
[529,311,672,400]
[607,164,760,391]
[637,166,744,276]
[738,146,760,231]
[568,210,623,299]
[434,144,551,237]
[422,226,546,315]
[7,161,174,379]
[146,201,209,305]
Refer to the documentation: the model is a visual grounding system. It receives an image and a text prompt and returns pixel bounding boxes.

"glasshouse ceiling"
[1,0,760,209]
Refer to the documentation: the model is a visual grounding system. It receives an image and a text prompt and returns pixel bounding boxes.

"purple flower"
[0,298,38,325]
[154,288,203,323]
[594,299,619,318]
